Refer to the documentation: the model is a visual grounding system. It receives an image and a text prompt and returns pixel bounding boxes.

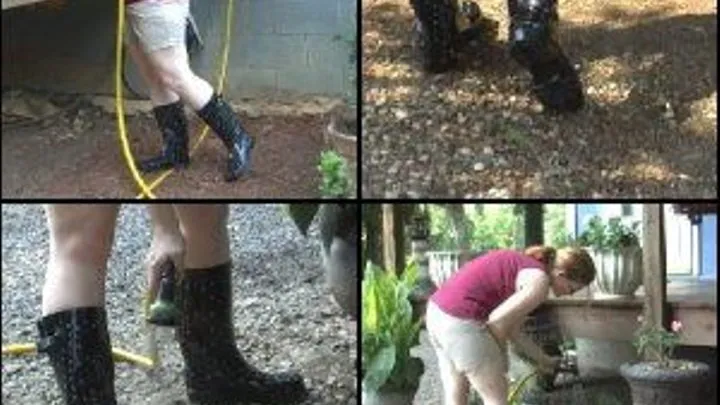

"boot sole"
[138,160,190,174]
[188,393,310,405]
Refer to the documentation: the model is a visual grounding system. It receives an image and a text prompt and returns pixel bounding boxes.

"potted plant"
[362,262,425,405]
[576,215,643,297]
[317,150,351,198]
[620,317,711,405]
[324,103,357,162]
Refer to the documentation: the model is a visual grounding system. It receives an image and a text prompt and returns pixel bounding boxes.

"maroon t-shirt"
[430,249,545,321]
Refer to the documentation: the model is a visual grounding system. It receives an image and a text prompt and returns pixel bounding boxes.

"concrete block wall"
[1,0,357,100]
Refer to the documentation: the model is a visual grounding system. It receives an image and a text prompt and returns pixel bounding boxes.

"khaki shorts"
[426,301,508,374]
[125,0,190,53]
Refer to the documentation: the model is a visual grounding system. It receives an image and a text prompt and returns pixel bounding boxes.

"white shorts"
[124,0,190,53]
[426,301,508,374]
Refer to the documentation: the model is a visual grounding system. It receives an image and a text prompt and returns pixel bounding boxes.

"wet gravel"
[1,204,357,405]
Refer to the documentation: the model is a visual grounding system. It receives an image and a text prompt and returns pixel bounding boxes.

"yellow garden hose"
[508,370,538,404]
[115,0,236,199]
[2,0,237,370]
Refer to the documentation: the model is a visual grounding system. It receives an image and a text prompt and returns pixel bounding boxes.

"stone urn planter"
[286,203,357,318]
[577,216,643,298]
[324,104,357,162]
[588,245,643,297]
[619,361,711,405]
[575,338,638,377]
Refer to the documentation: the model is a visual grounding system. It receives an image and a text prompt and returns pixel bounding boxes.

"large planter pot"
[324,104,357,162]
[575,338,638,377]
[619,361,712,405]
[588,245,643,297]
[361,388,417,405]
[319,204,358,319]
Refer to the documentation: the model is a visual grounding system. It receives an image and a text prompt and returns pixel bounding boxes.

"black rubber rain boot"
[36,307,117,405]
[195,94,254,182]
[508,0,584,112]
[410,0,460,73]
[138,100,190,173]
[176,262,308,405]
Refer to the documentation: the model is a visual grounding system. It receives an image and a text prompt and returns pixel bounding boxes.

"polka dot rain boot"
[176,262,309,404]
[36,307,118,405]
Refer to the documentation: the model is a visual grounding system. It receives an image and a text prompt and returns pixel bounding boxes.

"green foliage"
[361,262,424,393]
[318,150,350,198]
[428,205,520,251]
[544,204,574,247]
[575,215,640,252]
[633,318,683,368]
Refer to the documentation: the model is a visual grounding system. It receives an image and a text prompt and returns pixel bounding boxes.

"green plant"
[362,262,424,394]
[318,150,350,198]
[428,204,520,251]
[632,316,683,368]
[544,204,574,247]
[576,216,640,252]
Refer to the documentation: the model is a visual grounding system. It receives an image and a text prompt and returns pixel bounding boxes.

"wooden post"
[394,205,407,274]
[363,204,382,268]
[382,204,396,273]
[642,204,669,343]
[523,204,544,246]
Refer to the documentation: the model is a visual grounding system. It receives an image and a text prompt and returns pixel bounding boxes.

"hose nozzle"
[147,260,180,327]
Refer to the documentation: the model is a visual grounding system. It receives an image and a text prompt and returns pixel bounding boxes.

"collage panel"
[1,202,359,404]
[2,0,358,199]
[360,203,717,404]
[361,0,716,198]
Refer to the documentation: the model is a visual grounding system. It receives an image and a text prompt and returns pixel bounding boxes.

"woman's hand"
[537,355,561,376]
[145,231,185,302]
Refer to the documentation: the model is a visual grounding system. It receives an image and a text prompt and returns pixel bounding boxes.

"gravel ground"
[362,0,717,198]
[1,204,357,405]
[411,331,443,404]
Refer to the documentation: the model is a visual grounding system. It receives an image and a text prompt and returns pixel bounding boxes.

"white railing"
[426,251,463,287]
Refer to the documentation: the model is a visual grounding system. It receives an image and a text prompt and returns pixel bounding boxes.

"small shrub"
[318,150,350,198]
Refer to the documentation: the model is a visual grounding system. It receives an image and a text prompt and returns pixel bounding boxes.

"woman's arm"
[486,268,549,341]
[508,320,556,371]
[145,205,185,300]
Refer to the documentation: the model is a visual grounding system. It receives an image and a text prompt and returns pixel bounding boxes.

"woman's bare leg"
[145,45,213,111]
[466,367,509,405]
[172,204,230,269]
[436,351,470,405]
[126,40,180,106]
[42,204,120,315]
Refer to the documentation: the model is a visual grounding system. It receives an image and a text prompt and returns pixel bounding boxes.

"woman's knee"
[149,48,193,93]
[174,204,228,236]
[466,368,508,405]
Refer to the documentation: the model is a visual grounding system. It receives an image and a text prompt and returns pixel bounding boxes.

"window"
[663,204,697,276]
[566,204,699,277]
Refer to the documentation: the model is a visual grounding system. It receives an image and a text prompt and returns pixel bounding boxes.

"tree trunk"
[362,204,382,270]
[441,204,474,251]
[523,204,544,246]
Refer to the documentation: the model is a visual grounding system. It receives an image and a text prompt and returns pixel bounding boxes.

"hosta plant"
[362,261,424,394]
